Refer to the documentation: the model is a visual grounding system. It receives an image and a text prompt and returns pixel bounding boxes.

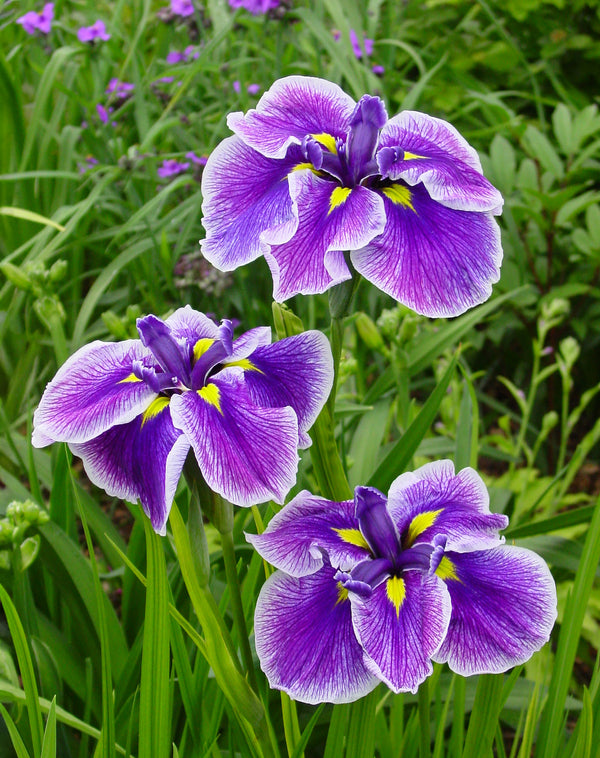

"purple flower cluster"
[77,20,110,43]
[233,81,262,95]
[157,159,190,178]
[166,46,200,63]
[333,29,384,75]
[171,0,194,17]
[229,0,280,14]
[17,2,54,34]
[249,463,557,702]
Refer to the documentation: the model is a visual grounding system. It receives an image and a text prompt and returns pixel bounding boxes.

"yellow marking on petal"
[311,132,337,154]
[403,151,428,161]
[333,527,370,552]
[198,383,222,413]
[436,556,460,582]
[404,508,444,548]
[224,358,264,373]
[193,338,215,361]
[292,162,315,172]
[335,581,349,605]
[329,186,352,214]
[382,184,416,212]
[141,397,170,426]
[119,373,142,383]
[386,576,406,618]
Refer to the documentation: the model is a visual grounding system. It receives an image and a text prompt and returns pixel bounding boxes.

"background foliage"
[1,0,600,756]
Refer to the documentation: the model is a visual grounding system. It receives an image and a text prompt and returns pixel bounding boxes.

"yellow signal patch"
[329,186,352,214]
[193,338,215,361]
[118,373,142,383]
[335,581,349,605]
[311,132,337,154]
[403,151,428,161]
[198,383,222,413]
[404,508,444,548]
[224,358,264,373]
[141,397,170,426]
[436,556,459,582]
[333,527,370,552]
[386,576,406,618]
[382,184,416,212]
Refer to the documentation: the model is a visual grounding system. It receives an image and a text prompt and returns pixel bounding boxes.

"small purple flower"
[201,76,504,317]
[232,80,241,94]
[32,307,333,534]
[157,159,190,178]
[229,0,280,14]
[17,2,54,34]
[247,83,261,95]
[349,29,374,59]
[106,78,135,98]
[96,104,113,124]
[166,51,187,64]
[78,156,99,174]
[77,20,111,43]
[248,461,557,703]
[186,151,208,166]
[372,64,385,76]
[171,0,194,16]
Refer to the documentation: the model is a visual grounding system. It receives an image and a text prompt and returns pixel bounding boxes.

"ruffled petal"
[377,111,503,214]
[266,171,386,301]
[350,571,451,693]
[387,461,508,552]
[32,340,156,446]
[239,330,333,448]
[229,326,272,362]
[254,566,378,704]
[169,374,299,507]
[433,546,557,675]
[247,490,369,577]
[165,306,220,344]
[201,135,300,271]
[227,75,356,159]
[70,402,190,535]
[351,184,502,318]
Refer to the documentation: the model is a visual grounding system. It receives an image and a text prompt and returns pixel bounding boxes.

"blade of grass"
[40,697,57,758]
[0,701,32,758]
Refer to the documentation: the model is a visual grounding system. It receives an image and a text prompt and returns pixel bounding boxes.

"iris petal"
[351,185,502,318]
[433,546,557,675]
[32,340,156,446]
[255,566,379,704]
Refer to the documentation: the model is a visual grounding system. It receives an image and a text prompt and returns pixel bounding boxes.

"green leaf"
[40,697,57,758]
[552,104,574,155]
[0,207,65,231]
[462,675,504,757]
[0,701,32,758]
[367,352,458,492]
[536,492,600,758]
[0,584,44,756]
[139,520,172,758]
[523,126,564,179]
[489,134,516,195]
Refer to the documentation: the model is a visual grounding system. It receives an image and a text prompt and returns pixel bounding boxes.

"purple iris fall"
[201,76,504,317]
[17,2,54,34]
[32,307,333,535]
[248,461,556,703]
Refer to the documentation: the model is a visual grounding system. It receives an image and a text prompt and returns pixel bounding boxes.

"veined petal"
[32,340,156,446]
[247,490,369,577]
[165,306,220,344]
[227,75,356,159]
[229,326,273,362]
[378,111,503,214]
[255,566,379,704]
[70,402,190,535]
[351,184,502,318]
[239,330,333,448]
[266,171,386,302]
[433,546,557,675]
[387,461,508,552]
[170,374,299,507]
[350,571,451,693]
[201,135,300,271]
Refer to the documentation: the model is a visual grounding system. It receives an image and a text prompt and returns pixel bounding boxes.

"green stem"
[327,315,344,416]
[418,677,430,758]
[510,340,541,474]
[221,517,258,692]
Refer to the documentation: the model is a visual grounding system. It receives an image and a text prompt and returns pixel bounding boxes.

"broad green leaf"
[523,125,564,179]
[0,207,65,232]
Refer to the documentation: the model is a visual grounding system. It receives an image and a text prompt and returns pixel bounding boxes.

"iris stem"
[327,315,344,416]
[220,516,259,692]
[418,677,430,758]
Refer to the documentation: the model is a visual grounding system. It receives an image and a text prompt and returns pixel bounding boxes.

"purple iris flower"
[157,159,190,178]
[32,307,333,535]
[171,0,194,16]
[229,0,280,14]
[201,76,504,317]
[17,2,54,34]
[248,461,556,703]
[77,20,111,43]
[106,78,135,98]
